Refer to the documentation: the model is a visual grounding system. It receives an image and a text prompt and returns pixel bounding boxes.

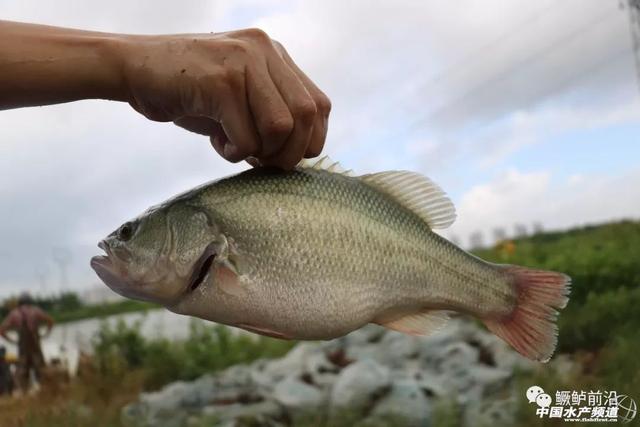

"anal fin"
[375,310,450,336]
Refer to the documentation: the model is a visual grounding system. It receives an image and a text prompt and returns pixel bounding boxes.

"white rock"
[261,342,321,381]
[273,374,326,410]
[330,359,391,414]
[201,399,282,420]
[371,378,431,427]
[344,324,387,346]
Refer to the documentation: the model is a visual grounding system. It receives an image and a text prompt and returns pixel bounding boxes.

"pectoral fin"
[214,260,247,298]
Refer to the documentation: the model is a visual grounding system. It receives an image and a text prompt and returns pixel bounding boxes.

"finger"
[266,58,316,169]
[275,43,331,158]
[245,156,262,168]
[210,131,230,158]
[245,61,294,158]
[217,92,262,162]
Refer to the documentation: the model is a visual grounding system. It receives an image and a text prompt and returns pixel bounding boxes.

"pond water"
[46,308,208,352]
[1,309,216,374]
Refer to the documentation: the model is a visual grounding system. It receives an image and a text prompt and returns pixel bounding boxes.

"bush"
[90,317,295,391]
[474,220,640,354]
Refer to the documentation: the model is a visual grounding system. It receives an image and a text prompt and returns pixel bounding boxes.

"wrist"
[43,29,132,103]
[91,34,131,103]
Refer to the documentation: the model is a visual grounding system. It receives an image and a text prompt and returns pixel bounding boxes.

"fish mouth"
[91,251,128,295]
[91,240,150,301]
[185,244,217,294]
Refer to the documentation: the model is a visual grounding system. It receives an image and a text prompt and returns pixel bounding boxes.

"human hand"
[120,28,331,169]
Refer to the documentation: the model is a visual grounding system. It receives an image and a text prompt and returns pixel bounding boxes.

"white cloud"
[250,0,635,133]
[446,167,640,248]
[0,101,243,297]
[0,0,638,297]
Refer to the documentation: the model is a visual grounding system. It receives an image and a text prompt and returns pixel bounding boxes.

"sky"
[1,0,639,297]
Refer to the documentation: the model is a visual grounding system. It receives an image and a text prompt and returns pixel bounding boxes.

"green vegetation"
[1,318,294,427]
[475,220,640,354]
[93,318,296,391]
[2,220,638,427]
[474,220,640,423]
[51,299,158,324]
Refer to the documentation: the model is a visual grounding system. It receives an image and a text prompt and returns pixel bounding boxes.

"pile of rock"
[122,318,537,427]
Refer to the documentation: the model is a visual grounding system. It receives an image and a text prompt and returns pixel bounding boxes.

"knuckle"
[271,39,285,53]
[240,28,271,44]
[315,94,332,115]
[262,114,294,140]
[293,100,317,123]
[224,39,252,56]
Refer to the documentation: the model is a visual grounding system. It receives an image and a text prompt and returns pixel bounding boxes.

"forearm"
[0,20,128,109]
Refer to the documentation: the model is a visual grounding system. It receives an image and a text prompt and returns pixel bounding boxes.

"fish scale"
[180,168,512,334]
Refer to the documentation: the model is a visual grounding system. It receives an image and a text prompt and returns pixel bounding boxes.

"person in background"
[0,293,54,393]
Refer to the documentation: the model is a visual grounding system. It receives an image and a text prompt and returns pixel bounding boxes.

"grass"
[51,299,159,324]
[2,219,639,426]
[474,220,640,426]
[0,318,295,427]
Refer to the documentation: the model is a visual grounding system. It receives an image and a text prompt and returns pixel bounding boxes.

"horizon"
[1,0,639,297]
[1,217,635,300]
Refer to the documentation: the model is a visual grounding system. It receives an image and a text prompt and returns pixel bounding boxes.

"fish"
[91,157,570,362]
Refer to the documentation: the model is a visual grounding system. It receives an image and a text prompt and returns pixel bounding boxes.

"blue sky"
[1,0,639,297]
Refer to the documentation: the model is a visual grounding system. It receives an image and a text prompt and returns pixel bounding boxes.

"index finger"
[275,42,331,158]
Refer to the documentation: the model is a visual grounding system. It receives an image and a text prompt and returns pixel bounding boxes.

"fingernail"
[246,157,262,168]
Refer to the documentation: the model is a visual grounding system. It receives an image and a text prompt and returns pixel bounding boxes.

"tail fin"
[483,266,571,363]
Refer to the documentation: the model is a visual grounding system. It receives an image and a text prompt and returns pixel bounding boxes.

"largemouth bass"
[91,157,570,362]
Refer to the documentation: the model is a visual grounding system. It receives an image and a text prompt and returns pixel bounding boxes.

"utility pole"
[52,247,71,292]
[34,265,49,295]
[627,0,640,92]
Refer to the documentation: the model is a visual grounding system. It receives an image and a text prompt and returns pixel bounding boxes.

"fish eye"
[117,222,136,242]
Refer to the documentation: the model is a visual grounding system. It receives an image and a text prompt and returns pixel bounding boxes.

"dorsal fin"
[297,157,456,229]
[296,156,354,176]
[359,171,456,229]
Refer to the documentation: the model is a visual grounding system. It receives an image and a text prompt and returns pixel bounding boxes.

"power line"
[626,0,640,92]
[408,0,563,96]
[410,5,621,130]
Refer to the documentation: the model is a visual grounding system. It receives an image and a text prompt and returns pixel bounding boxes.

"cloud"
[0,0,219,33]
[0,100,243,296]
[250,0,635,133]
[0,0,637,297]
[446,167,640,248]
